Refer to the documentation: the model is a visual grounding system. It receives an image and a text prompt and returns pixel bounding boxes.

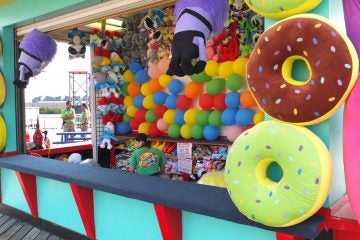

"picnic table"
[53,131,91,144]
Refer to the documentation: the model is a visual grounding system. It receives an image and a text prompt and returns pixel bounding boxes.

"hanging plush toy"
[167,0,229,76]
[67,29,87,59]
[14,29,57,88]
[100,122,118,150]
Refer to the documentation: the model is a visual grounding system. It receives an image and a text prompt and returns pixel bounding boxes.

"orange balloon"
[240,90,257,108]
[185,82,203,99]
[127,82,141,96]
[148,79,162,93]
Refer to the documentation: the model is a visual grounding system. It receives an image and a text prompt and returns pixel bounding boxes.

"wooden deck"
[0,213,65,240]
[0,204,90,240]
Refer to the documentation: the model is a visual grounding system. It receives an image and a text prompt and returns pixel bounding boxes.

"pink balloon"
[158,57,170,74]
[148,64,162,79]
[157,118,169,132]
[224,125,244,142]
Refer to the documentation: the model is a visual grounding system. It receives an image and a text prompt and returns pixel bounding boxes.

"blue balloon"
[129,61,143,74]
[133,94,145,108]
[153,91,168,105]
[175,110,185,125]
[168,79,184,95]
[165,94,179,109]
[221,108,238,125]
[203,125,220,141]
[135,69,150,84]
[116,122,131,135]
[235,108,254,126]
[225,91,240,108]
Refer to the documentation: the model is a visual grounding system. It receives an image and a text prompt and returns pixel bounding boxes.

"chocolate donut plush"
[246,14,359,125]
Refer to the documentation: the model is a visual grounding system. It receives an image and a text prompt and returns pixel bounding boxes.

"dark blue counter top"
[0,154,324,239]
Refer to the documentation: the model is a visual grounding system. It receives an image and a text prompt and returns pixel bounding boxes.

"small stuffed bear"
[167,0,229,76]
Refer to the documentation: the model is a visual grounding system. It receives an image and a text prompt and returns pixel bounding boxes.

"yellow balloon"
[232,57,248,77]
[124,96,134,107]
[159,74,172,87]
[141,82,152,96]
[204,60,219,77]
[123,69,135,83]
[143,95,157,109]
[184,108,199,125]
[126,105,138,117]
[253,111,265,125]
[0,114,6,152]
[138,122,151,134]
[163,109,177,124]
[218,61,234,78]
[180,124,193,139]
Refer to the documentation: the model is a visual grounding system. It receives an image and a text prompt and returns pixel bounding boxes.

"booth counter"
[0,154,324,240]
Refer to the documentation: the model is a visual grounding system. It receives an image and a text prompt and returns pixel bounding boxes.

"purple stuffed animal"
[14,29,57,88]
[167,0,229,76]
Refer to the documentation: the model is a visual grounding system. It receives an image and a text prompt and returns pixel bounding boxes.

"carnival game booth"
[0,0,360,239]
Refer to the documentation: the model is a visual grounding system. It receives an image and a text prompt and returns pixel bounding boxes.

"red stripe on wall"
[154,204,182,240]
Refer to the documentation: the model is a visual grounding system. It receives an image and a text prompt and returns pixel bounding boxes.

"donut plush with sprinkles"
[244,0,322,19]
[225,120,333,227]
[246,14,359,125]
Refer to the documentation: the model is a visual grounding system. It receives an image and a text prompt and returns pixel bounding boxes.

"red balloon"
[134,108,147,123]
[154,105,168,118]
[199,94,214,110]
[176,95,193,110]
[148,123,162,137]
[213,93,227,111]
[129,118,140,130]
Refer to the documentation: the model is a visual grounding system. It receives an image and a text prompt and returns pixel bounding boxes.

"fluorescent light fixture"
[106,18,123,27]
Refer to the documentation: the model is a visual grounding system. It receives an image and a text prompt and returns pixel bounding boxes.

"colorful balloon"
[218,61,234,78]
[176,95,193,110]
[168,124,181,138]
[181,124,193,139]
[185,82,203,99]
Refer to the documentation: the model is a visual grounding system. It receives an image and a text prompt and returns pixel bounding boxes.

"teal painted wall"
[182,211,276,240]
[1,168,31,214]
[264,0,346,207]
[94,190,162,240]
[37,177,86,235]
[0,0,100,152]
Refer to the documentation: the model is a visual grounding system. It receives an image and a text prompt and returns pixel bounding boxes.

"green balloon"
[168,124,181,138]
[145,109,158,123]
[206,78,226,96]
[191,71,212,83]
[191,124,204,139]
[121,82,129,96]
[196,111,210,126]
[227,73,244,91]
[208,110,222,127]
[123,112,132,123]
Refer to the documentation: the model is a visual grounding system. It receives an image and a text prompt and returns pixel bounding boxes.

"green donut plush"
[244,0,322,19]
[225,120,332,227]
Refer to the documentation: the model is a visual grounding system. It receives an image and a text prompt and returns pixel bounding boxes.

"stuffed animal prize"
[167,0,229,76]
[14,29,57,88]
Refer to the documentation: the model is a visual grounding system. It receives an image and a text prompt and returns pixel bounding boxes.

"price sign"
[177,142,192,174]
